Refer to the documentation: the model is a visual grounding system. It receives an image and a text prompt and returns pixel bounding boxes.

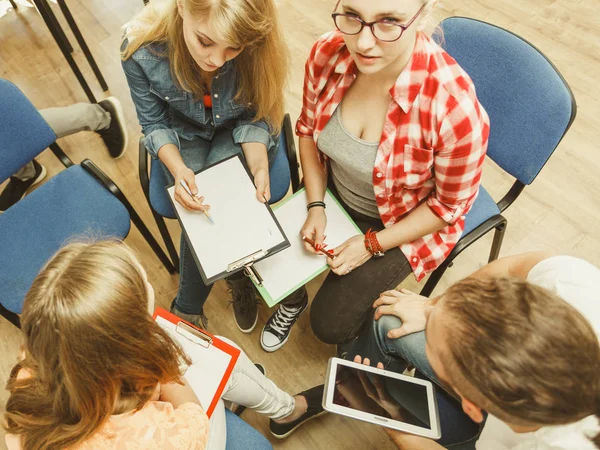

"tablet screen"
[332,365,431,429]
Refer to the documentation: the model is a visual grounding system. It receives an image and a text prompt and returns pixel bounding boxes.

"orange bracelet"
[365,228,385,257]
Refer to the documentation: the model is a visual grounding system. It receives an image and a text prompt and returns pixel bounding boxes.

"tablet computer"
[322,357,441,439]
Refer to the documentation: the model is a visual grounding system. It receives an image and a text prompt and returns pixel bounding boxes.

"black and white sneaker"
[97,97,128,159]
[261,291,308,352]
[0,160,46,212]
[269,384,326,439]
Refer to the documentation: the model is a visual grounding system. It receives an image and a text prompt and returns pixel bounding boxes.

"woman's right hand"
[301,207,327,254]
[173,166,209,212]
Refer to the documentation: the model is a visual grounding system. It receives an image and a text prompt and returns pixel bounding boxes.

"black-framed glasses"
[331,1,426,42]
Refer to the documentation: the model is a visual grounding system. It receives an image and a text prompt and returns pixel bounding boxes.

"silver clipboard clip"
[176,321,213,348]
[226,249,267,286]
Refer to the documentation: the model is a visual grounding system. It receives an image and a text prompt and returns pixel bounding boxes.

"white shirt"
[476,256,600,450]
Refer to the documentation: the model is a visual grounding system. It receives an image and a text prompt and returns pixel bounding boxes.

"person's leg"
[39,103,110,138]
[224,409,273,450]
[309,224,413,345]
[39,98,127,158]
[218,337,295,420]
[13,162,37,181]
[162,138,213,324]
[0,160,47,212]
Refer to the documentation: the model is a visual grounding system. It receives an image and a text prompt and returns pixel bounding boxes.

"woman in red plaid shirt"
[260,0,490,355]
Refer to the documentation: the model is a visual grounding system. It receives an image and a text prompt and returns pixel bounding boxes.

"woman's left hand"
[253,167,271,203]
[327,235,372,276]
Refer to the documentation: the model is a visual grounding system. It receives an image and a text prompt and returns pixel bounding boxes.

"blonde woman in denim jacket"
[121,0,303,334]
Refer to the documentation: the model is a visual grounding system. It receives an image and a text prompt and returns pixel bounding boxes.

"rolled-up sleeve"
[121,50,179,158]
[232,115,275,153]
[426,91,490,225]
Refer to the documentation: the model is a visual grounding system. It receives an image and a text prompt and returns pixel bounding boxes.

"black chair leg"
[488,220,507,263]
[151,209,180,271]
[419,258,453,297]
[32,0,95,102]
[56,0,109,92]
[1,303,21,329]
[9,0,18,9]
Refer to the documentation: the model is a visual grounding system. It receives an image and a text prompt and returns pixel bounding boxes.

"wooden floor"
[1,0,599,448]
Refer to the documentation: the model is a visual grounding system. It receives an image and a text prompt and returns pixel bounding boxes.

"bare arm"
[299,137,327,203]
[385,429,445,450]
[159,376,201,408]
[468,251,555,280]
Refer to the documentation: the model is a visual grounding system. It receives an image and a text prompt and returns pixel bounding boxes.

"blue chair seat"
[462,186,500,236]
[0,165,131,313]
[149,136,292,219]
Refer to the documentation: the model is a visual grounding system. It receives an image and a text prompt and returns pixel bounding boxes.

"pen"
[179,179,215,224]
[302,236,335,257]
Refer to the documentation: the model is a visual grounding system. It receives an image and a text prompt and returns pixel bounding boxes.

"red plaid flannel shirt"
[297,31,490,280]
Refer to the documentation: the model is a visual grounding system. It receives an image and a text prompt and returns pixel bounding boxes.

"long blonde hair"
[4,241,190,450]
[122,0,288,132]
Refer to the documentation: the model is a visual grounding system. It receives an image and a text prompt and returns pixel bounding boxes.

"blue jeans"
[162,129,277,314]
[349,315,482,449]
[225,410,273,450]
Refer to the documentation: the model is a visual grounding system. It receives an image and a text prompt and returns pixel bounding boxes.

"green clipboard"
[252,188,362,307]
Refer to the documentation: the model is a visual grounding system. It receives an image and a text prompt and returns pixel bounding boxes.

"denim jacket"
[121,39,277,158]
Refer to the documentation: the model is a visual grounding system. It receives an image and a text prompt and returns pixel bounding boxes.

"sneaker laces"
[268,304,303,336]
[227,280,258,316]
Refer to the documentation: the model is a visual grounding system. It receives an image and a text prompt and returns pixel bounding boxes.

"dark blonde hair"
[4,241,190,450]
[121,0,288,131]
[438,277,600,445]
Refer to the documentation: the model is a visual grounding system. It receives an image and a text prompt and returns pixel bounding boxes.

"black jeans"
[282,186,412,344]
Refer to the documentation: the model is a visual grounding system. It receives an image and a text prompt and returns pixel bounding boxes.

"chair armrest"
[283,113,300,193]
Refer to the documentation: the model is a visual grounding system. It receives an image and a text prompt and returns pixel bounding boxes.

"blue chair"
[0,79,175,328]
[419,17,577,296]
[138,115,299,269]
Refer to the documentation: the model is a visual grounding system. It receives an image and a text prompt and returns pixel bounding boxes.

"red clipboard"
[153,307,240,417]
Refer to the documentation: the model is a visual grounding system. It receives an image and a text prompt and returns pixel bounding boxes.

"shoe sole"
[271,410,328,439]
[30,164,47,188]
[234,312,258,334]
[102,96,128,159]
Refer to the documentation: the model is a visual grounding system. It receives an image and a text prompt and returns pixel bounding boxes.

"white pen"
[179,179,215,224]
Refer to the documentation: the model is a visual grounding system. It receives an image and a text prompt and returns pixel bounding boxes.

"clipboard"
[153,307,240,418]
[165,154,290,286]
[252,188,362,306]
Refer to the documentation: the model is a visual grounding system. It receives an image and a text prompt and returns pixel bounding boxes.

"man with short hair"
[350,252,600,449]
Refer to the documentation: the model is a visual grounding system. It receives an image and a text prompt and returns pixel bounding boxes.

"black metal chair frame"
[10,0,108,103]
[138,113,299,270]
[1,142,176,328]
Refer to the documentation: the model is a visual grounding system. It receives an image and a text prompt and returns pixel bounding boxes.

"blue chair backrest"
[437,18,576,185]
[0,79,57,184]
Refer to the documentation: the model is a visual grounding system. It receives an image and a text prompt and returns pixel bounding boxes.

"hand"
[300,207,327,254]
[173,166,210,212]
[327,235,372,275]
[253,167,271,203]
[372,289,428,339]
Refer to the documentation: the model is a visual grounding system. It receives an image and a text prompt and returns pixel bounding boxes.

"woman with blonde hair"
[4,241,322,450]
[260,0,489,354]
[121,0,297,334]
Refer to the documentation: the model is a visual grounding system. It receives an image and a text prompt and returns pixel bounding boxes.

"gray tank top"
[317,105,380,218]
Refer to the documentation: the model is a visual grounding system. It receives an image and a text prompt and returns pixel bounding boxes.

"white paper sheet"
[155,316,232,413]
[253,189,361,305]
[166,157,285,279]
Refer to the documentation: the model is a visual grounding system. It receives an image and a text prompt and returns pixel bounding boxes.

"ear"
[176,2,184,17]
[461,398,485,423]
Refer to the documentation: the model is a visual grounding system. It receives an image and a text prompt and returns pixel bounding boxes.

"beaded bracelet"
[307,201,326,211]
[364,228,385,257]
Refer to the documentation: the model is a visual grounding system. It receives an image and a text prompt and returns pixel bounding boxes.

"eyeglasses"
[331,1,426,43]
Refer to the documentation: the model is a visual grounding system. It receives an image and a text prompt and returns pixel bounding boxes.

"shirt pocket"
[403,144,434,189]
[149,85,188,113]
[230,99,252,120]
